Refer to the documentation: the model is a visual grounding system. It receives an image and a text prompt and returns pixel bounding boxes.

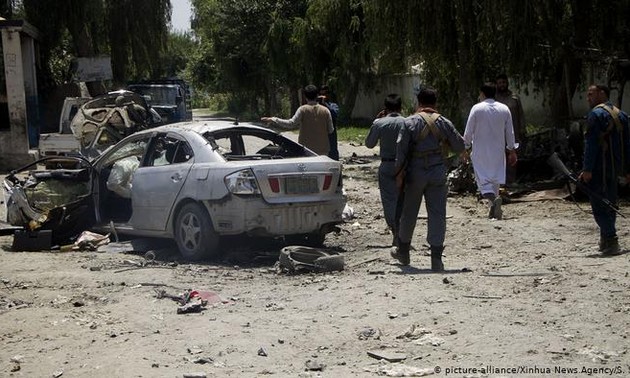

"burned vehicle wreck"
[70,90,161,159]
[4,120,346,260]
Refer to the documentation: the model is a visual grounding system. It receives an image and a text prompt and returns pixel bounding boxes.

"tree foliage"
[106,0,171,84]
[7,0,628,125]
[15,0,171,92]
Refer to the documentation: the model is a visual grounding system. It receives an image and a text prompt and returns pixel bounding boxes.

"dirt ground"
[1,138,629,378]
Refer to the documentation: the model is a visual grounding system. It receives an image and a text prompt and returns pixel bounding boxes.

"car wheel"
[174,203,219,260]
[285,232,326,247]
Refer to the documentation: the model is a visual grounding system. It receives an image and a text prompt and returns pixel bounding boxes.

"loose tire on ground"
[278,246,344,273]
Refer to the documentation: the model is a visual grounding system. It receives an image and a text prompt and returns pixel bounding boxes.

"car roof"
[135,119,274,136]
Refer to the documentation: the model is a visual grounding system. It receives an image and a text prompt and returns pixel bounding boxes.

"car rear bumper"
[204,196,345,236]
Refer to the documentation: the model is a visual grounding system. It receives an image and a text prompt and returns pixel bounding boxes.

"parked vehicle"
[38,97,91,159]
[127,79,192,124]
[4,120,346,260]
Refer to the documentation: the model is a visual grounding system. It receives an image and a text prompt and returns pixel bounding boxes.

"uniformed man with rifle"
[578,84,630,255]
[392,87,465,270]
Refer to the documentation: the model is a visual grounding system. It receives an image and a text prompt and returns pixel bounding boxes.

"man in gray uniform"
[365,94,406,245]
[392,88,465,271]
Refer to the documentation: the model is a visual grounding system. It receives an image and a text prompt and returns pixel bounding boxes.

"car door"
[129,133,194,231]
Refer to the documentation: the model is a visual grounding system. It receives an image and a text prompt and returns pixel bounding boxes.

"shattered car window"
[147,135,194,166]
[204,129,308,160]
[101,138,149,168]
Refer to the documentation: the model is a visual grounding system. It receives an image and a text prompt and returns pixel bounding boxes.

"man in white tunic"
[463,82,517,219]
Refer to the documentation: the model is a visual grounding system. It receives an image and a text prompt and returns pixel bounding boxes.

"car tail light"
[225,169,260,195]
[322,174,333,190]
[268,177,280,193]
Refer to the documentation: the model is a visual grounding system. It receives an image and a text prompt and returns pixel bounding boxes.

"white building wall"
[351,74,630,128]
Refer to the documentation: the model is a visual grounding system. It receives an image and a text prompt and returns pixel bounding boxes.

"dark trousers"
[587,171,618,238]
[398,164,448,247]
[378,161,403,230]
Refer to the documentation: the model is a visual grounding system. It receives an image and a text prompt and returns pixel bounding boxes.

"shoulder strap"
[595,104,626,177]
[595,104,623,131]
[417,112,443,141]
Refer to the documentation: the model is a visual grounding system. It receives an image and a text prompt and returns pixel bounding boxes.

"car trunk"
[239,158,343,204]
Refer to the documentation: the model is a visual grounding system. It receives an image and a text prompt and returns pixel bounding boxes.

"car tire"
[174,203,219,260]
[278,246,344,273]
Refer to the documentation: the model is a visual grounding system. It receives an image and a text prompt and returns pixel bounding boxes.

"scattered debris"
[396,324,432,340]
[176,299,205,314]
[342,204,355,221]
[578,347,621,363]
[462,294,503,300]
[366,350,407,362]
[73,231,110,251]
[305,359,326,371]
[413,334,445,347]
[482,271,555,277]
[10,355,24,363]
[1,296,32,311]
[258,347,268,357]
[155,289,228,314]
[182,373,207,378]
[357,327,381,340]
[349,257,382,268]
[12,229,52,251]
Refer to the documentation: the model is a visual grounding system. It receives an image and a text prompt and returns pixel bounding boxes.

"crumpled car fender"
[4,184,48,226]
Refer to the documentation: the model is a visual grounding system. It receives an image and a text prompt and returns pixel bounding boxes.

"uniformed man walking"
[365,94,406,245]
[392,88,465,270]
[579,84,630,255]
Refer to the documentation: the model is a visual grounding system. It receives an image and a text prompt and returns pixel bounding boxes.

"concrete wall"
[351,74,421,122]
[0,20,39,171]
[0,26,30,170]
[351,74,630,129]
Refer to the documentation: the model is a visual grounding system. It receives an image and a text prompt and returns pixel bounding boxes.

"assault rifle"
[547,152,626,218]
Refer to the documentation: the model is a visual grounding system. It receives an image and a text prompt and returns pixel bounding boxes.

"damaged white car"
[4,120,346,260]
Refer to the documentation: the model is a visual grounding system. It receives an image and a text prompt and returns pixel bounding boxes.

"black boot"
[430,246,444,272]
[391,242,410,265]
[602,236,620,255]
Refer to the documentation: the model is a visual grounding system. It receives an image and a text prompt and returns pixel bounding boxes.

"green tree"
[364,0,630,125]
[19,0,171,92]
[187,0,630,125]
[106,0,171,84]
[191,0,279,115]
[159,31,197,79]
[301,0,371,122]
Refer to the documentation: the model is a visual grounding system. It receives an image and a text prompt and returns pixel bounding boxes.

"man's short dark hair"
[384,94,402,112]
[480,82,496,99]
[417,87,437,106]
[304,84,319,100]
[593,84,610,98]
[496,73,508,81]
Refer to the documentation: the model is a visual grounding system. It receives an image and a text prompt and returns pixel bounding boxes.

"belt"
[381,158,395,162]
